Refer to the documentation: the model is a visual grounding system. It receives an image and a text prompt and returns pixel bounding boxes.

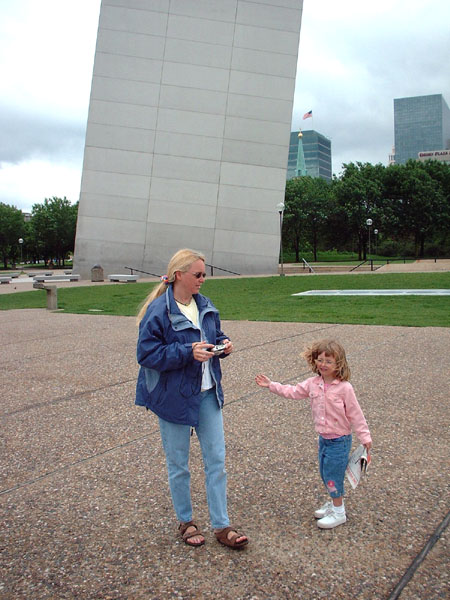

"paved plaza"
[1,304,449,599]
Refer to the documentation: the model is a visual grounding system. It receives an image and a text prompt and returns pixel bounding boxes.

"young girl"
[255,339,372,529]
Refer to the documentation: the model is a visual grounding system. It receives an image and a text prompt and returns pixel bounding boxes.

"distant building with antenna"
[287,130,332,181]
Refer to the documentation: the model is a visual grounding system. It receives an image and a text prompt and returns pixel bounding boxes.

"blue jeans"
[318,434,352,498]
[158,389,229,529]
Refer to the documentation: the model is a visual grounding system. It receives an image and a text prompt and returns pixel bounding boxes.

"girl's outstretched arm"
[256,375,311,400]
[255,374,271,388]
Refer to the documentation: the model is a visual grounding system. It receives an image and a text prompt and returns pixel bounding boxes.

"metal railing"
[301,258,316,273]
[124,263,241,278]
[349,259,373,272]
[349,259,385,272]
[204,263,240,276]
[124,266,160,277]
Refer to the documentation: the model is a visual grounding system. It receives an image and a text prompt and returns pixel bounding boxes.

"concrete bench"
[0,277,12,284]
[27,272,53,277]
[108,274,139,283]
[10,272,20,278]
[33,274,81,282]
[33,282,58,310]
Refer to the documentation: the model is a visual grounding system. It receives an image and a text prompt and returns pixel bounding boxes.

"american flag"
[303,110,313,119]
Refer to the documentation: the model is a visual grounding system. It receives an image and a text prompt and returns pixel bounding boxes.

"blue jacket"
[135,284,228,425]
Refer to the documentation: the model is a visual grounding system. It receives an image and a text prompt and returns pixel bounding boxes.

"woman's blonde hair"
[301,339,351,381]
[136,248,205,324]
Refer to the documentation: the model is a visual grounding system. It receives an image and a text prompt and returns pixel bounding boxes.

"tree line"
[284,159,450,261]
[1,158,449,269]
[0,197,78,269]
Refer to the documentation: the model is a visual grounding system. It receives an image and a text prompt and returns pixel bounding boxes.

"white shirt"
[175,299,214,391]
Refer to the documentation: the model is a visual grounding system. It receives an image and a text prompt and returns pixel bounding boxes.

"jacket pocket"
[179,367,202,398]
[328,392,344,407]
[144,367,160,393]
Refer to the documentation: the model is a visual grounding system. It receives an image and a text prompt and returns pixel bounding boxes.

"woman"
[136,249,248,548]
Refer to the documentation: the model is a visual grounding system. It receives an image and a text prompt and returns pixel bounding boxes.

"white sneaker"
[314,501,333,519]
[317,510,346,529]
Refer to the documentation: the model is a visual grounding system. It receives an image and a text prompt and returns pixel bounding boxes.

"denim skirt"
[318,434,352,497]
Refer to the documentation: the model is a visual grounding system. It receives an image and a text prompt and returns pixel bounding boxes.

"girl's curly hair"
[301,339,351,381]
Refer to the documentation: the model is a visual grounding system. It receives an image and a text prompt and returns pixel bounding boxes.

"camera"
[209,343,226,355]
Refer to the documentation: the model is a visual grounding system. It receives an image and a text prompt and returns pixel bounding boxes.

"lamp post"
[366,219,373,257]
[374,229,378,255]
[18,238,24,264]
[277,202,285,276]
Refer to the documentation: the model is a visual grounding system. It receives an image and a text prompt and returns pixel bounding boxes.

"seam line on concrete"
[0,432,157,497]
[2,379,137,418]
[232,324,338,353]
[386,510,450,600]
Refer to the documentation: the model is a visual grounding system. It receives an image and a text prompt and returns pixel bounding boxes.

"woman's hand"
[192,341,214,362]
[255,374,271,388]
[364,442,372,453]
[222,339,233,355]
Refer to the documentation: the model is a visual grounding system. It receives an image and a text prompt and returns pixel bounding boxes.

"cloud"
[0,0,98,118]
[0,105,86,165]
[0,160,82,211]
[0,0,99,211]
[0,105,86,212]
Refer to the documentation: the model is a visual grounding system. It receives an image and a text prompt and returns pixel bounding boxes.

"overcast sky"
[1,0,449,213]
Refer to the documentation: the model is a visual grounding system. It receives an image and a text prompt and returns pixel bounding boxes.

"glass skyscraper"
[393,94,450,164]
[287,130,332,181]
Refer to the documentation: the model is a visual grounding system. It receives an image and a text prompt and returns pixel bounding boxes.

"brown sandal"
[215,526,248,549]
[178,521,205,547]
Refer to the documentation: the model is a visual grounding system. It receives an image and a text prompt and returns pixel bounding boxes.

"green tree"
[284,176,332,261]
[282,160,450,262]
[23,218,42,264]
[31,197,78,266]
[0,203,25,269]
[383,161,445,257]
[333,162,385,259]
[419,159,450,197]
[418,160,450,252]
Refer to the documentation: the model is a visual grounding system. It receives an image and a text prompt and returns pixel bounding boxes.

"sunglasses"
[188,271,207,279]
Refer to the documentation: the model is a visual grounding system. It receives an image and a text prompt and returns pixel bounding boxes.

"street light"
[18,238,23,264]
[366,219,373,256]
[277,202,285,276]
[374,229,379,255]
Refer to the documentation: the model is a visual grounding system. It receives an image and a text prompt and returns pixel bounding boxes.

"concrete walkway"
[1,310,448,599]
[377,259,450,273]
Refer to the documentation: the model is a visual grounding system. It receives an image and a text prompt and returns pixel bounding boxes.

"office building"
[73,0,304,278]
[287,130,332,181]
[393,94,450,164]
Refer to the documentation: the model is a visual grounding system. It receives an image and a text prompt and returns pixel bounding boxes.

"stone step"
[33,274,81,282]
[108,274,139,282]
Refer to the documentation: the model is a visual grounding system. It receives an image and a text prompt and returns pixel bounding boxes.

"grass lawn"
[1,272,449,327]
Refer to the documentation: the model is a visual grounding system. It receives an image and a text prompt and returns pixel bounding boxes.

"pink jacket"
[269,376,372,444]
